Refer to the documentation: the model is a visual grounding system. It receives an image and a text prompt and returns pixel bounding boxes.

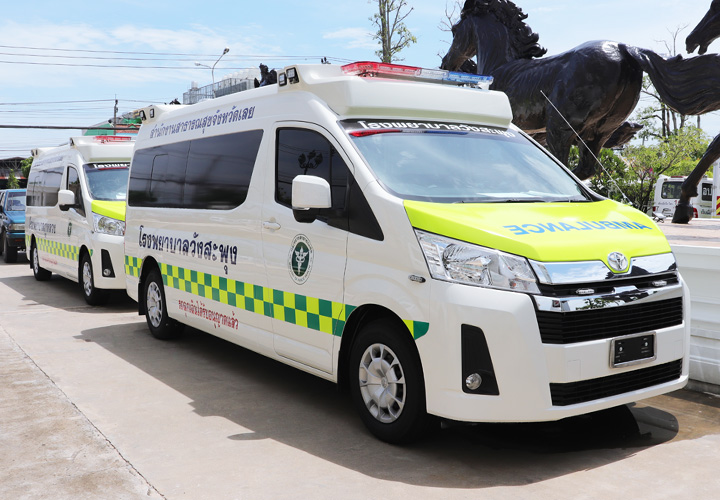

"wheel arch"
[28,235,38,270]
[337,304,425,393]
[137,256,160,315]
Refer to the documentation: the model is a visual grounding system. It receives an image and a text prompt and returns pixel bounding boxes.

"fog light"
[465,373,482,391]
[103,268,112,277]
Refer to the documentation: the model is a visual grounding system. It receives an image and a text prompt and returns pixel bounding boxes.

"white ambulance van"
[124,62,689,443]
[27,136,133,305]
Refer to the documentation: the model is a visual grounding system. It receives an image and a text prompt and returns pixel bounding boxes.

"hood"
[404,199,671,268]
[5,211,25,224]
[91,200,126,222]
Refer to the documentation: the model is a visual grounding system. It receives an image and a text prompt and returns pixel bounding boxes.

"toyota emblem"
[607,252,629,273]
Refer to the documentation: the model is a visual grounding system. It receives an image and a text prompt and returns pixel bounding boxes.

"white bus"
[653,168,717,219]
[27,136,133,304]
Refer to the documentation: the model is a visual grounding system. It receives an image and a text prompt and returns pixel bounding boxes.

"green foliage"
[21,157,32,179]
[369,0,417,63]
[586,127,709,213]
[7,170,20,189]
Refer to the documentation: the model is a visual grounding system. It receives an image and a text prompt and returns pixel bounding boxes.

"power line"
[0,99,170,106]
[0,125,139,130]
[0,44,352,63]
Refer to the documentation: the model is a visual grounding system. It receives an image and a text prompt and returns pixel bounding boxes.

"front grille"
[537,297,683,344]
[550,359,683,406]
[537,272,679,297]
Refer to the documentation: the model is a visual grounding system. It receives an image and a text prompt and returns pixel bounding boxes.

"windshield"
[344,121,590,203]
[83,163,130,201]
[661,181,683,200]
[6,191,26,211]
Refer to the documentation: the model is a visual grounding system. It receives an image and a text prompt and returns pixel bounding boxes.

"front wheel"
[144,268,183,340]
[31,243,51,281]
[80,253,108,305]
[2,231,18,263]
[348,319,431,444]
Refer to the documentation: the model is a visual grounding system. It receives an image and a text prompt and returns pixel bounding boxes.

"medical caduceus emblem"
[288,234,314,284]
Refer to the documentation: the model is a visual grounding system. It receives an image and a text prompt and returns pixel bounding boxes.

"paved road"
[1,255,719,500]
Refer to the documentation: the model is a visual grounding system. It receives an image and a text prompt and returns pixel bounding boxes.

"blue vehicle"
[0,189,27,263]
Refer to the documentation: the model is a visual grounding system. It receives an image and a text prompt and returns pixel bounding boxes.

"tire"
[31,243,51,281]
[3,231,17,263]
[348,319,431,444]
[80,253,108,305]
[143,268,183,340]
[0,231,4,256]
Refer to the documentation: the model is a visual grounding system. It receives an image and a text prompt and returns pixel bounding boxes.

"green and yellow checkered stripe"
[126,257,429,339]
[35,237,81,262]
[125,256,142,278]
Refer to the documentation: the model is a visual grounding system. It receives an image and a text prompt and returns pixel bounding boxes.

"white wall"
[673,245,720,393]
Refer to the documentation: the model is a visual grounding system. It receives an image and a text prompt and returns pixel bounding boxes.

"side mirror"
[58,189,76,212]
[292,175,331,223]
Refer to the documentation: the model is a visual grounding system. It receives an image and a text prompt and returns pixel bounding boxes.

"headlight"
[415,229,540,294]
[93,213,125,236]
[9,223,24,231]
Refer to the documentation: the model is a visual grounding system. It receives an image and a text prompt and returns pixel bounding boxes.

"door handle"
[262,221,281,231]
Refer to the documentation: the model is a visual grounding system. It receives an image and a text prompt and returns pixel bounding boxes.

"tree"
[587,127,709,213]
[369,0,417,63]
[21,157,32,179]
[7,170,20,189]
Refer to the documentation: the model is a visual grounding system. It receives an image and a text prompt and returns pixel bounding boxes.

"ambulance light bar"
[341,61,493,90]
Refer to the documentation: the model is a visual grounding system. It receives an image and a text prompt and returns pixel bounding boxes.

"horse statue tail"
[624,45,720,116]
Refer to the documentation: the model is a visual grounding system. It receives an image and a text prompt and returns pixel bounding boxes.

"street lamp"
[194,47,230,98]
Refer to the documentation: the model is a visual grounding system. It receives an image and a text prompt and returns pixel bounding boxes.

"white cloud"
[323,28,376,50]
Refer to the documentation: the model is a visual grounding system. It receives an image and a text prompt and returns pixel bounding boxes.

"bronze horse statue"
[687,0,720,54]
[441,0,720,183]
[673,0,720,222]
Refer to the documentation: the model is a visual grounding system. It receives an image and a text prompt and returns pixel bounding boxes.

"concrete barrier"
[672,244,720,394]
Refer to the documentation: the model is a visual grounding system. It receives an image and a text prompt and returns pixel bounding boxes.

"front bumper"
[6,231,26,250]
[88,234,126,290]
[418,279,689,423]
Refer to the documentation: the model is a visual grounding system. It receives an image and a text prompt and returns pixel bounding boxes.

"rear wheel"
[31,243,51,281]
[144,268,183,340]
[80,253,108,305]
[2,231,17,263]
[348,319,431,444]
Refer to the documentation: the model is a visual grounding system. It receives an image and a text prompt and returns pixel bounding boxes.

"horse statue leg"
[672,133,720,223]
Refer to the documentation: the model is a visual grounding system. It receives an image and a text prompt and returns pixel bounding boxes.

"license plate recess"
[610,332,656,368]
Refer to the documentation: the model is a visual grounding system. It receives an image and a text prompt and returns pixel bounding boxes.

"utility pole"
[113,97,118,135]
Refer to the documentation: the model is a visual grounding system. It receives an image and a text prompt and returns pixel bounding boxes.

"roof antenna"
[540,90,633,206]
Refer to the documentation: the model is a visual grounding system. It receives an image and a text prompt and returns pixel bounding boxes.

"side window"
[184,130,263,210]
[26,169,40,206]
[128,148,153,206]
[42,167,63,207]
[128,143,188,207]
[276,128,347,211]
[701,183,713,202]
[67,167,84,215]
[275,128,382,240]
[129,132,262,210]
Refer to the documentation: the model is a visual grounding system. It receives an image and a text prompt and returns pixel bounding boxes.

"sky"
[2,0,719,159]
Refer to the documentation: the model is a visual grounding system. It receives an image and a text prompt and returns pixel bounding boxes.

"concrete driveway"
[1,256,719,500]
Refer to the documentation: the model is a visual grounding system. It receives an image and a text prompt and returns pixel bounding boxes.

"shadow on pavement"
[0,265,135,313]
[74,323,701,489]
